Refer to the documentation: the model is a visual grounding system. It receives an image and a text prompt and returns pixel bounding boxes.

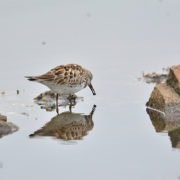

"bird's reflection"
[146,108,180,149]
[34,90,84,112]
[30,105,96,141]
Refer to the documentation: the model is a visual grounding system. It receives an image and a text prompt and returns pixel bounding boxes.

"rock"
[146,82,180,112]
[146,65,180,149]
[0,114,7,121]
[0,121,18,138]
[167,65,180,95]
[0,114,18,138]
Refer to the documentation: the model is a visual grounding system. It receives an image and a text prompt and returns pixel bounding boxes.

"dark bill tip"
[88,83,96,96]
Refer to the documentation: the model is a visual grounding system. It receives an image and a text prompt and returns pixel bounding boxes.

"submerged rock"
[0,114,7,121]
[0,114,18,138]
[30,105,96,141]
[0,121,18,138]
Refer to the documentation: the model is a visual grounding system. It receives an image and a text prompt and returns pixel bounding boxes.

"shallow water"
[0,0,180,179]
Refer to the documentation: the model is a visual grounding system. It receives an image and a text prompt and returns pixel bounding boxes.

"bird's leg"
[56,94,59,114]
[71,94,77,105]
[68,95,77,112]
[68,95,73,112]
[69,103,72,112]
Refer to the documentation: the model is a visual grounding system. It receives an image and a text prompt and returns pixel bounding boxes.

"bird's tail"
[29,133,35,137]
[25,76,37,81]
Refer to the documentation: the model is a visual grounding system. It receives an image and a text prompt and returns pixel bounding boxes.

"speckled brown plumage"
[26,64,96,96]
[29,64,85,85]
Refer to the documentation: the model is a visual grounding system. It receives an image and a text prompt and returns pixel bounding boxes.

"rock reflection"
[34,91,84,112]
[30,105,96,141]
[147,108,180,149]
[0,114,18,138]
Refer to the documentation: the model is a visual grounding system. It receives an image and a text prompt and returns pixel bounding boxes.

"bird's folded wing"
[35,71,55,82]
[52,64,84,85]
[35,64,84,86]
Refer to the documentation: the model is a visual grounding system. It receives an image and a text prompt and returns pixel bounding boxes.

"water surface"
[0,0,180,179]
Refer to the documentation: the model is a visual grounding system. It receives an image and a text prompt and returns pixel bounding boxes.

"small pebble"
[21,112,29,117]
[16,90,20,94]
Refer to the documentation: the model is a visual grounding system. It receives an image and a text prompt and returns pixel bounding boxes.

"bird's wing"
[37,64,84,85]
[34,71,55,82]
[53,64,84,85]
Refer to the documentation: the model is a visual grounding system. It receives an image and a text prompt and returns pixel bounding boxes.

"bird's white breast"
[42,81,86,95]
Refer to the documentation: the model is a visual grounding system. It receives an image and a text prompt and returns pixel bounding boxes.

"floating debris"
[1,91,6,95]
[11,103,33,108]
[162,67,170,72]
[11,103,25,107]
[140,72,168,84]
[21,112,29,117]
[139,67,169,84]
[42,41,46,45]
[26,105,34,108]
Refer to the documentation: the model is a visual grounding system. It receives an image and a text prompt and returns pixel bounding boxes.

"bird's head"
[84,69,96,95]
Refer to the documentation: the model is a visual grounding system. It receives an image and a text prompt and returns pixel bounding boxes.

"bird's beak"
[88,83,96,95]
